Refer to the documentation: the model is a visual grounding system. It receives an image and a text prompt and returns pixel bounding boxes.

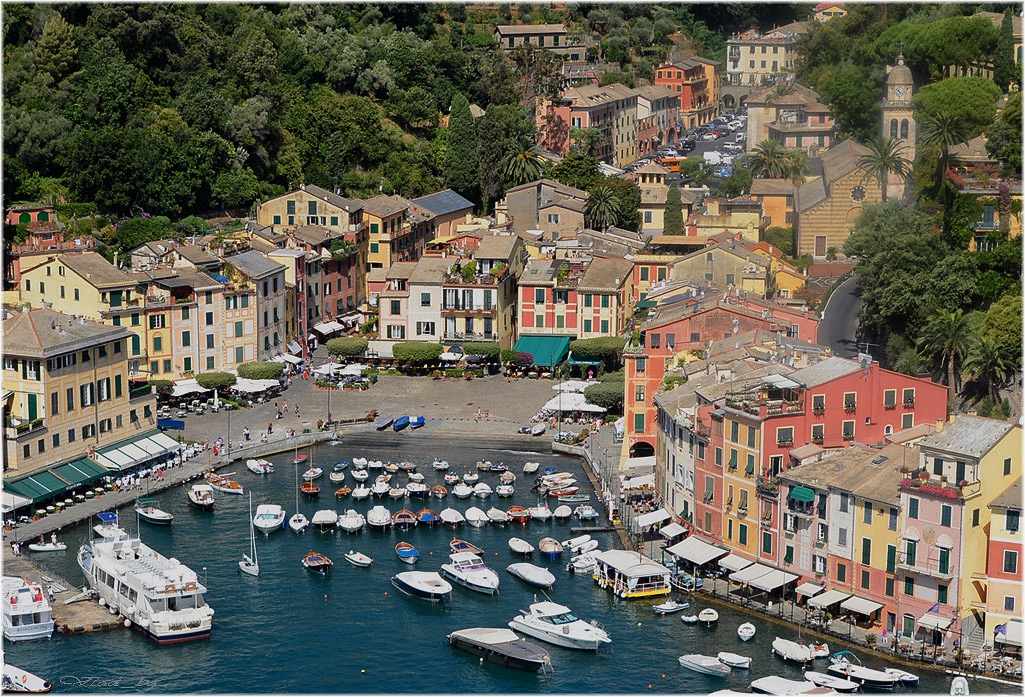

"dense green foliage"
[763,227,794,257]
[325,336,369,357]
[195,372,237,390]
[584,369,624,413]
[569,337,627,366]
[392,341,443,362]
[663,185,685,235]
[237,361,285,380]
[461,342,501,360]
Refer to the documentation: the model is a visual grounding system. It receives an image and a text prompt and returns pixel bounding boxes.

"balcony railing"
[843,402,857,413]
[443,332,496,342]
[903,398,915,408]
[129,384,154,400]
[895,560,954,580]
[756,480,779,499]
[5,418,45,439]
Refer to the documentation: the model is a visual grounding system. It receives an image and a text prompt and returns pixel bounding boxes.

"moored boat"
[506,563,555,589]
[135,498,173,525]
[187,484,216,509]
[465,506,489,528]
[302,467,324,481]
[574,505,599,520]
[352,468,370,482]
[441,552,500,595]
[432,459,449,470]
[508,601,610,650]
[388,486,407,499]
[538,537,564,560]
[366,505,392,529]
[2,576,55,642]
[453,483,473,499]
[737,622,756,641]
[527,504,551,521]
[375,416,395,430]
[334,486,351,499]
[530,423,546,436]
[439,507,465,527]
[416,508,439,527]
[678,654,731,677]
[810,641,830,658]
[749,677,820,695]
[431,485,448,499]
[392,571,451,602]
[344,550,373,567]
[406,482,429,498]
[699,608,719,625]
[653,599,690,614]
[351,484,370,500]
[409,415,425,429]
[253,504,287,533]
[804,671,859,693]
[205,472,243,495]
[561,534,592,551]
[552,505,573,520]
[352,457,369,468]
[2,664,54,693]
[523,461,540,474]
[338,509,365,533]
[717,652,752,669]
[392,416,410,431]
[392,509,418,530]
[507,505,531,523]
[496,484,515,497]
[463,471,479,483]
[447,628,551,672]
[311,509,338,531]
[444,473,460,484]
[394,541,420,564]
[548,486,580,498]
[300,481,320,497]
[293,453,308,465]
[450,538,484,555]
[329,470,346,484]
[827,651,897,689]
[26,542,66,552]
[487,506,510,524]
[772,637,813,665]
[508,537,534,555]
[301,551,333,573]
[246,458,274,475]
[882,667,919,685]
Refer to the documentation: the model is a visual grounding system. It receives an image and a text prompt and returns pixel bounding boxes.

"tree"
[917,308,974,413]
[978,294,1023,371]
[721,164,753,199]
[392,341,443,363]
[461,342,501,361]
[34,13,78,82]
[238,361,286,380]
[993,8,1016,92]
[583,376,624,413]
[444,92,478,201]
[599,177,642,232]
[763,226,794,257]
[505,146,544,187]
[748,140,805,181]
[196,372,237,390]
[549,151,602,190]
[964,336,1012,404]
[818,63,879,143]
[913,77,1002,135]
[568,337,626,371]
[326,337,369,357]
[985,91,1022,177]
[584,185,621,230]
[477,104,532,212]
[919,112,969,192]
[856,136,911,203]
[663,184,685,235]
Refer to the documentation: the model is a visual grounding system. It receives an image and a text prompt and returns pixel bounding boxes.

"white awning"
[171,379,212,397]
[313,362,344,376]
[287,340,303,354]
[553,380,597,393]
[633,508,671,529]
[719,553,755,572]
[918,614,953,631]
[2,492,32,513]
[795,581,825,598]
[666,536,729,566]
[338,364,366,376]
[280,353,302,365]
[541,392,606,413]
[659,522,687,539]
[808,589,852,608]
[730,563,773,585]
[133,437,166,457]
[840,595,884,616]
[439,352,462,362]
[622,455,656,472]
[750,568,799,592]
[233,377,281,393]
[118,443,150,464]
[623,473,655,490]
[313,321,344,334]
[92,453,122,470]
[149,432,183,452]
[996,619,1023,646]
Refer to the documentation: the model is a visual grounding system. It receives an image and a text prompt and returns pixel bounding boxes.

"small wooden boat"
[653,599,690,614]
[246,458,274,475]
[392,509,418,529]
[447,628,551,672]
[344,550,373,568]
[409,416,425,429]
[698,608,719,625]
[293,453,309,465]
[334,486,351,498]
[135,498,173,525]
[27,541,67,552]
[188,484,216,509]
[450,538,484,555]
[507,562,555,589]
[552,505,572,520]
[678,654,731,677]
[523,461,540,474]
[302,550,333,573]
[547,486,580,498]
[392,415,410,431]
[439,508,464,526]
[375,416,394,431]
[416,508,439,526]
[300,481,320,497]
[431,485,448,499]
[805,671,859,693]
[395,541,420,564]
[507,505,531,523]
[487,506,510,524]
[303,467,324,481]
[717,651,752,669]
[206,472,244,495]
[538,537,564,560]
[737,622,756,641]
[499,471,516,483]
[508,537,534,555]
[882,667,919,685]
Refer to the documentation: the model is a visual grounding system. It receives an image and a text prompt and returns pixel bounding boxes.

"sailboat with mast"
[289,455,309,534]
[240,493,259,577]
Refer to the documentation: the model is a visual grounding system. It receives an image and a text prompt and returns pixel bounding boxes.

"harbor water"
[4,433,1014,694]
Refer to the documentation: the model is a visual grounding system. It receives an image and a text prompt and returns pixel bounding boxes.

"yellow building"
[2,308,157,474]
[720,406,761,560]
[814,2,847,22]
[669,243,771,297]
[255,184,364,237]
[985,478,1022,649]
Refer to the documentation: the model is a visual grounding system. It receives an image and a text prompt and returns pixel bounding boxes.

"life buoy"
[185,582,197,592]
[164,584,175,594]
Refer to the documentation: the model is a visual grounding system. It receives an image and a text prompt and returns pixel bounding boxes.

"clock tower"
[882,53,915,201]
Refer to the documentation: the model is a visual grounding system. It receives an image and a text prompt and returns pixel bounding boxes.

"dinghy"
[506,563,555,589]
[344,550,373,568]
[508,537,534,555]
[717,652,751,669]
[737,622,756,641]
[804,671,859,693]
[678,654,731,677]
[653,599,690,614]
[698,608,719,625]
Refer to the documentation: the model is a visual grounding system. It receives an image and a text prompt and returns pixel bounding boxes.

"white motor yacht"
[253,504,286,533]
[366,505,392,529]
[441,552,500,595]
[311,509,339,531]
[2,576,55,641]
[508,601,610,650]
[187,484,216,509]
[337,509,366,533]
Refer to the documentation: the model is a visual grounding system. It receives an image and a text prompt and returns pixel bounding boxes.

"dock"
[4,553,125,635]
[570,526,617,534]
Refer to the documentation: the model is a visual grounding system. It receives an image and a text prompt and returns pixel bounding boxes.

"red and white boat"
[548,486,580,498]
[507,505,531,523]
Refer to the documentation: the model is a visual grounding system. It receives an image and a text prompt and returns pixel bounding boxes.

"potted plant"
[865,632,877,647]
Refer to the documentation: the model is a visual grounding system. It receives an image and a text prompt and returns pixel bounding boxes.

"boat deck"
[4,554,125,636]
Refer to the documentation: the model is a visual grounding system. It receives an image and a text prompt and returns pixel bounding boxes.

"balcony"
[895,560,954,581]
[5,417,45,440]
[843,402,857,413]
[756,479,779,499]
[442,303,497,314]
[899,477,966,501]
[443,332,496,342]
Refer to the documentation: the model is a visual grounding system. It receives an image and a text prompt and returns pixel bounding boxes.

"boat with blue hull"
[393,416,410,432]
[409,416,426,429]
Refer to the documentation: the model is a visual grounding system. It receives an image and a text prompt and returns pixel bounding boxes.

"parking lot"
[626,109,748,184]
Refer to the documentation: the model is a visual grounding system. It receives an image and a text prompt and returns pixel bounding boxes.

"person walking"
[295,405,300,419]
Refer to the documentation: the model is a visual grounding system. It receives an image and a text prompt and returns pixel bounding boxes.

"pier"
[4,552,124,635]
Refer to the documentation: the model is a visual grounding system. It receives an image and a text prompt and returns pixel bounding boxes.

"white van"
[703,151,722,165]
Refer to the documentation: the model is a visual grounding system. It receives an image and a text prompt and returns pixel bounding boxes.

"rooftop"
[174,245,219,266]
[225,250,286,280]
[580,257,633,290]
[474,235,520,261]
[494,23,567,35]
[60,253,134,289]
[787,356,862,388]
[918,415,1018,459]
[362,194,409,220]
[411,189,474,218]
[302,184,363,213]
[407,257,453,285]
[3,308,131,358]
[990,477,1022,511]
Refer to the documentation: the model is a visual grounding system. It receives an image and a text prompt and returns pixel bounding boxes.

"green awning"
[745,459,755,476]
[727,450,738,470]
[635,300,657,309]
[513,335,571,368]
[789,485,816,502]
[566,351,602,366]
[783,547,794,563]
[3,470,71,503]
[52,458,110,487]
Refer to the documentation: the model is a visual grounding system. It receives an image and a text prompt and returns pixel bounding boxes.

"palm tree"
[917,308,975,413]
[964,336,1012,404]
[919,112,970,190]
[505,147,544,187]
[747,140,791,179]
[786,150,809,186]
[857,136,912,202]
[584,185,621,230]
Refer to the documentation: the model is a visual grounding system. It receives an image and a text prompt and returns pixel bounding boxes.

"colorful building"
[985,478,1023,652]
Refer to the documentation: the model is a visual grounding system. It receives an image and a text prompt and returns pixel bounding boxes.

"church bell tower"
[882,53,916,201]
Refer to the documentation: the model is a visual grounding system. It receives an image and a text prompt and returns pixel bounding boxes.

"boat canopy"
[808,589,852,608]
[718,553,754,572]
[595,550,671,579]
[840,595,884,616]
[665,536,728,566]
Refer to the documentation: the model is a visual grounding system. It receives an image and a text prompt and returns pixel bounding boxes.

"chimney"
[935,419,944,433]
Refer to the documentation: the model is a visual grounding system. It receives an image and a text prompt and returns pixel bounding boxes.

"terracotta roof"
[580,257,633,290]
[990,477,1022,510]
[60,253,134,288]
[474,235,520,261]
[407,257,452,285]
[302,184,363,213]
[3,308,131,358]
[361,194,408,219]
[175,245,219,266]
[750,179,796,196]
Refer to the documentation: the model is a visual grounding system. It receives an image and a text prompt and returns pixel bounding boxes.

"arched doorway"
[630,441,655,458]
[722,94,736,109]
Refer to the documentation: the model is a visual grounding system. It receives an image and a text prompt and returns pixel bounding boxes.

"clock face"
[851,186,867,202]
[895,87,906,98]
